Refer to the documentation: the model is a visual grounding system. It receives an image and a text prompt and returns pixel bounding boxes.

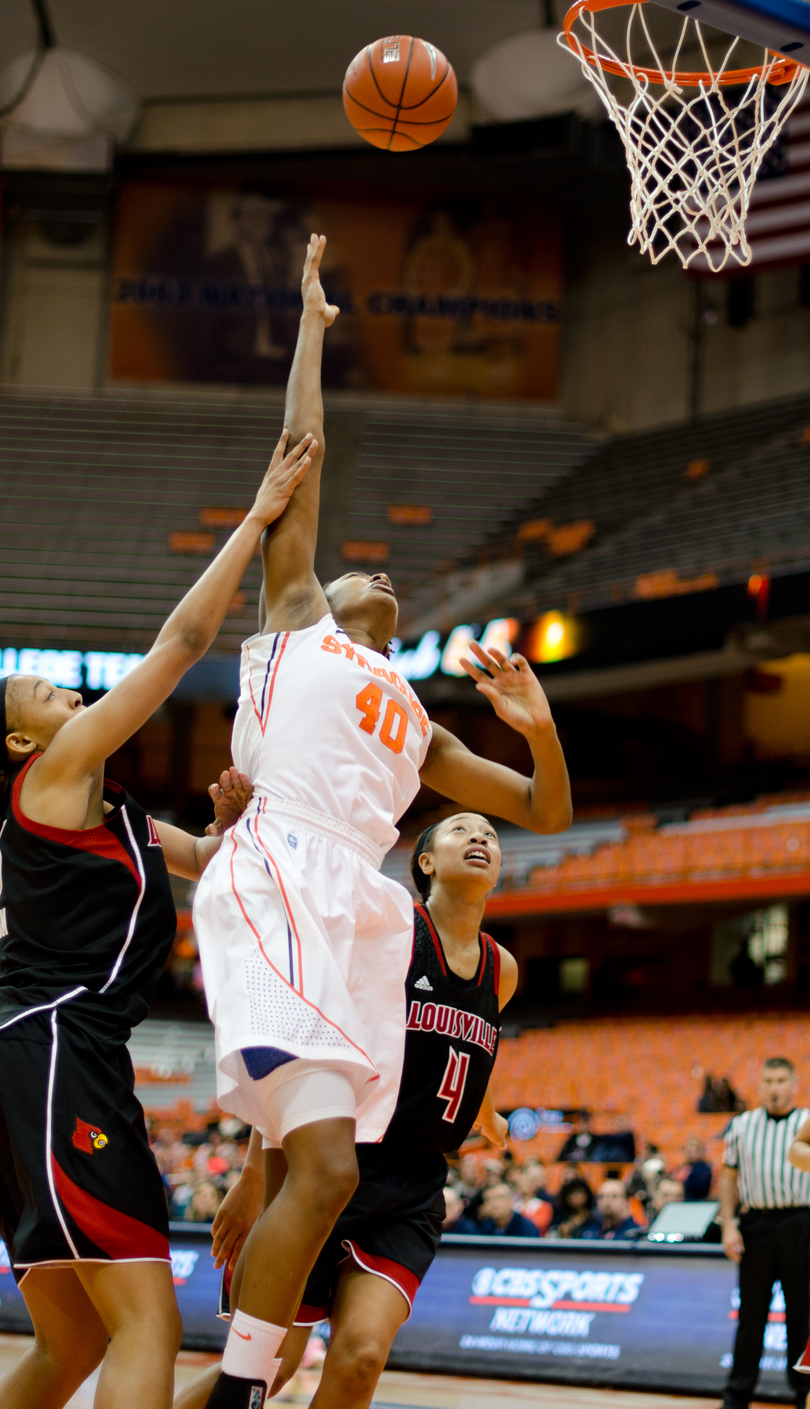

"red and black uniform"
[0,755,177,1282]
[296,901,500,1320]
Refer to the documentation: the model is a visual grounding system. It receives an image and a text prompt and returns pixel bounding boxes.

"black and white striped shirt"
[724,1106,810,1209]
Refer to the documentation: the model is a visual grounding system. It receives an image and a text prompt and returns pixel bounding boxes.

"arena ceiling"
[0,0,541,101]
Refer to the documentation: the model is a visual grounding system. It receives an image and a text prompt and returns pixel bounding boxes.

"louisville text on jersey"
[406,999,498,1055]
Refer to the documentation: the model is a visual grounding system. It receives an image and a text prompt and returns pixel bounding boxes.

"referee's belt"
[739,1204,810,1215]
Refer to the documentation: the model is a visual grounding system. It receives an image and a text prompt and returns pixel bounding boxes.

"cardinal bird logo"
[72,1117,109,1155]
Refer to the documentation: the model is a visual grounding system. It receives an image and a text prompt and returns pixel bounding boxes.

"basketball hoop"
[559,0,809,270]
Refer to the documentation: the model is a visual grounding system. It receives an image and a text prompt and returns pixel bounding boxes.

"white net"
[558,4,809,271]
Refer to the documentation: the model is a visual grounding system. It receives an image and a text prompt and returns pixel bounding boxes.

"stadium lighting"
[525,611,580,664]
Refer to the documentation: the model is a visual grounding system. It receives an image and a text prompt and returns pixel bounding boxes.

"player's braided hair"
[410,823,440,901]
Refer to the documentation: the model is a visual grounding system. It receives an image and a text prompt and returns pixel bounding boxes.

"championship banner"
[108,182,561,400]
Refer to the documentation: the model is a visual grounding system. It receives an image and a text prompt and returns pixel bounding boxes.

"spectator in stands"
[699,1074,745,1113]
[510,1161,555,1234]
[597,1180,644,1240]
[456,1153,481,1191]
[626,1142,665,1219]
[558,1110,596,1162]
[464,1156,506,1223]
[651,1177,685,1215]
[717,1077,745,1112]
[185,1179,224,1223]
[478,1183,540,1238]
[443,1186,479,1234]
[672,1136,713,1200]
[549,1177,601,1240]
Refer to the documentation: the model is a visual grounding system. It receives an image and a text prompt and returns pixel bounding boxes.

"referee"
[720,1056,810,1409]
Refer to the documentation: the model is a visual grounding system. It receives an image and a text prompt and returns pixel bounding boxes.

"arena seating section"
[489,390,810,616]
[0,388,594,654]
[5,386,809,643]
[383,795,810,905]
[491,1010,810,1182]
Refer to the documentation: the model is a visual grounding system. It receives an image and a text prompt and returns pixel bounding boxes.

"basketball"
[342,36,458,152]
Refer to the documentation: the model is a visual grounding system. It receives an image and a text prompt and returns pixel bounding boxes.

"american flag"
[744,92,810,265]
[691,90,810,271]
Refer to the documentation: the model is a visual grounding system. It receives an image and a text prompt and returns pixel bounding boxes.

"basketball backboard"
[649,0,810,66]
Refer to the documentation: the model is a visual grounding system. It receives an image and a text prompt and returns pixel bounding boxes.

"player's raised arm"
[261,233,340,633]
[11,435,313,821]
[420,643,572,834]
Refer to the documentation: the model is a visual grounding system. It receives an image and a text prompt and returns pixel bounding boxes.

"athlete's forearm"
[476,1084,497,1125]
[259,310,329,618]
[525,722,573,834]
[243,1126,265,1176]
[156,513,266,662]
[285,310,326,453]
[718,1166,739,1223]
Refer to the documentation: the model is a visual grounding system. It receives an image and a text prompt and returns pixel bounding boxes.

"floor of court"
[0,1333,788,1408]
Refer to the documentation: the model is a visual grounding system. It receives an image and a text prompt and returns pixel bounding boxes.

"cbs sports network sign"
[388,1243,792,1396]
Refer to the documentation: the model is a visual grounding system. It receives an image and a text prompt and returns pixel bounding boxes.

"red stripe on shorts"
[50,1157,169,1261]
[343,1239,420,1316]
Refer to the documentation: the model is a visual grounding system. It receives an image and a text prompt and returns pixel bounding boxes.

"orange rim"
[562,0,800,86]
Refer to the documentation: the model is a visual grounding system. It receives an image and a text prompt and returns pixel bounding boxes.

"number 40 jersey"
[231,613,432,853]
[380,901,501,1154]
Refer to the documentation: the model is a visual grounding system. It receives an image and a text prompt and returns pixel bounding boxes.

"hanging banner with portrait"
[108,181,561,400]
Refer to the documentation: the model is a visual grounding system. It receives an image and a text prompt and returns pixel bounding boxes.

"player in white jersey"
[195,235,572,1409]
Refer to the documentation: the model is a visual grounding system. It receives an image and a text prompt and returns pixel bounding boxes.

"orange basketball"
[343,36,458,152]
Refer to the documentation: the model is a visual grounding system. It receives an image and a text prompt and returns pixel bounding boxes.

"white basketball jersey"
[231,614,432,852]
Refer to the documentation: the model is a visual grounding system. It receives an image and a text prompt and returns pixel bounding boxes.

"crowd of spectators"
[149,1116,249,1221]
[443,1136,716,1241]
[148,1113,716,1241]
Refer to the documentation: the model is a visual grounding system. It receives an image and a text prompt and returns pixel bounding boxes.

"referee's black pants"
[724,1206,810,1408]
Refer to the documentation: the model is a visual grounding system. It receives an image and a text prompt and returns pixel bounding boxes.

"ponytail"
[410,823,440,901]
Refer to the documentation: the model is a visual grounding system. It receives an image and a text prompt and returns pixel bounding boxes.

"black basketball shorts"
[295,1145,447,1324]
[0,1010,170,1283]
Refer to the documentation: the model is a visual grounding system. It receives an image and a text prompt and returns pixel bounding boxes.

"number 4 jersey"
[381,901,501,1154]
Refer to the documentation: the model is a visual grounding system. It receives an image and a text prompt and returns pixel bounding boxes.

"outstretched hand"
[474,1108,509,1149]
[205,767,254,836]
[211,1165,264,1271]
[301,233,340,326]
[460,643,554,739]
[250,428,316,528]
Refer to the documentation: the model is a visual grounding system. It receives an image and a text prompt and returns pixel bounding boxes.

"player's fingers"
[287,454,312,489]
[310,233,326,271]
[468,641,500,672]
[270,428,290,463]
[218,770,234,793]
[282,432,313,467]
[289,437,316,469]
[208,783,222,800]
[459,655,488,682]
[228,1233,246,1271]
[487,647,514,671]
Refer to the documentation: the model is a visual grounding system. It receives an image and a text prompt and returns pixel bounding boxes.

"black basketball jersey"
[0,754,177,1046]
[380,902,501,1154]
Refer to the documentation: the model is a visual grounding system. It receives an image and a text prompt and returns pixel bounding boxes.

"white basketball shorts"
[193,797,414,1145]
